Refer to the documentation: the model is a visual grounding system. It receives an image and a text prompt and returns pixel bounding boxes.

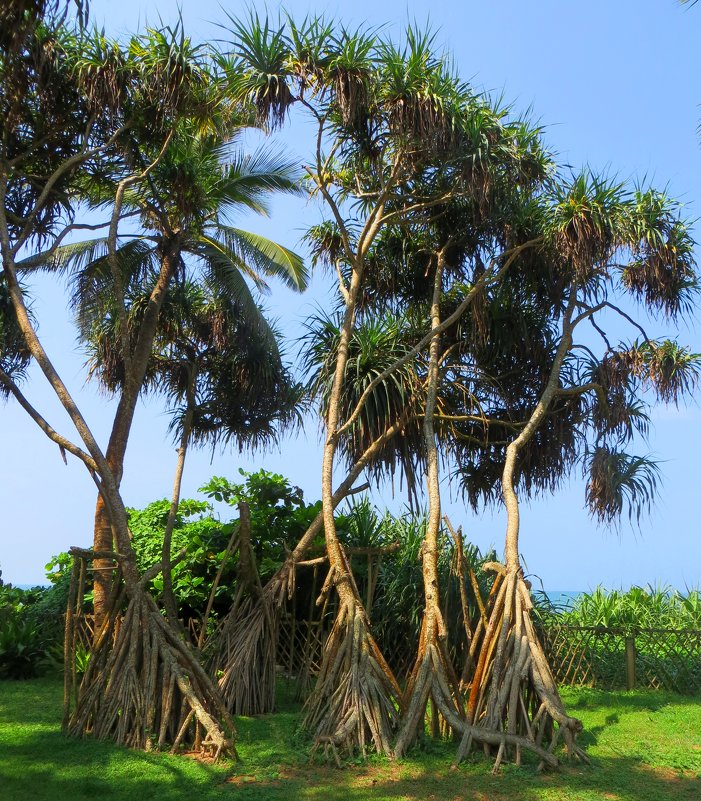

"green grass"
[1,679,700,800]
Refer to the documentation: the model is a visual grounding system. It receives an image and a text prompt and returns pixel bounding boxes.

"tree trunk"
[394,254,462,757]
[302,261,400,758]
[2,232,235,756]
[92,239,182,634]
[160,379,196,627]
[451,288,588,771]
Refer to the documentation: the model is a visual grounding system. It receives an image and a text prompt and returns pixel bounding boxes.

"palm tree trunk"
[161,379,196,627]
[92,239,182,632]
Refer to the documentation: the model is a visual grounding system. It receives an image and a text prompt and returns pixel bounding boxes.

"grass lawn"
[1,678,700,800]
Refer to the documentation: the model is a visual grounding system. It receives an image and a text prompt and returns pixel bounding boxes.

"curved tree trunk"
[92,240,182,633]
[302,262,400,758]
[451,288,588,771]
[1,234,234,756]
[395,253,463,757]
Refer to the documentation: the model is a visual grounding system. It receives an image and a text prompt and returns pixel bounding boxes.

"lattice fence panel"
[633,628,701,693]
[539,625,701,693]
[540,625,628,688]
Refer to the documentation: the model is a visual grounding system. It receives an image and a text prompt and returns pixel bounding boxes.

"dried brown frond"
[555,212,611,281]
[333,66,370,126]
[388,94,457,157]
[642,340,701,405]
[75,51,127,116]
[621,247,696,318]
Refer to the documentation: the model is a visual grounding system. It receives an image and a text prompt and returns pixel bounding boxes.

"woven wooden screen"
[540,624,701,693]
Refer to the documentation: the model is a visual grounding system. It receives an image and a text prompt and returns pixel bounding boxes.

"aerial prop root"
[450,568,588,771]
[208,593,278,716]
[67,587,236,759]
[205,501,283,716]
[393,614,463,758]
[303,599,402,759]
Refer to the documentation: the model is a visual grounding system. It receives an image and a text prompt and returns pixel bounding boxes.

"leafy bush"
[123,469,321,623]
[551,585,701,630]
[0,617,49,679]
[0,583,57,679]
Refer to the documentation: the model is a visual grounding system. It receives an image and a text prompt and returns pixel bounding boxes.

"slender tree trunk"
[1,220,234,755]
[394,253,461,757]
[302,261,401,757]
[161,379,196,627]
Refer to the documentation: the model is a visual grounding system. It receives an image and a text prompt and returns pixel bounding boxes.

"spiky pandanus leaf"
[222,11,295,129]
[621,189,698,318]
[0,277,32,392]
[302,310,425,498]
[327,26,376,127]
[585,447,660,526]
[635,339,701,405]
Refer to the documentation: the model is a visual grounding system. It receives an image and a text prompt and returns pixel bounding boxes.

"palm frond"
[17,237,109,274]
[211,226,308,292]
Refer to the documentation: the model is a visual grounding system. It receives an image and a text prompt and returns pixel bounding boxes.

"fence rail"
[539,624,701,693]
[277,618,701,695]
[70,614,701,694]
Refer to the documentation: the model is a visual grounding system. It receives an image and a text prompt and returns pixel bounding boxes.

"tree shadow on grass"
[0,729,230,801]
[226,756,701,801]
[2,680,700,801]
[561,687,701,713]
[2,727,700,801]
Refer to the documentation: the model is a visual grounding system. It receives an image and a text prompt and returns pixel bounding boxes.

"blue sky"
[1,0,700,589]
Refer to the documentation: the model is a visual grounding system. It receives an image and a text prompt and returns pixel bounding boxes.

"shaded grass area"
[1,679,700,800]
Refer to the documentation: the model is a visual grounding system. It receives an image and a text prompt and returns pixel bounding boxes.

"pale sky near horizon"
[1,0,700,590]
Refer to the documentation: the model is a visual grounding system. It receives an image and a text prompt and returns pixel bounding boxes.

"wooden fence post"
[625,636,636,690]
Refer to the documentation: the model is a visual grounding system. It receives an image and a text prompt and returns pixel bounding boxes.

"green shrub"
[0,616,50,679]
[0,582,63,679]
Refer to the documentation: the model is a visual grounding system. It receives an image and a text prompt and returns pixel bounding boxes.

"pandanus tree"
[429,175,700,769]
[341,161,699,765]
[345,160,556,758]
[208,301,424,717]
[0,8,301,756]
[220,13,552,751]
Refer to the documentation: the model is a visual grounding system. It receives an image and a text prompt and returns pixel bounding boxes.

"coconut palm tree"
[80,276,303,626]
[23,119,308,632]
